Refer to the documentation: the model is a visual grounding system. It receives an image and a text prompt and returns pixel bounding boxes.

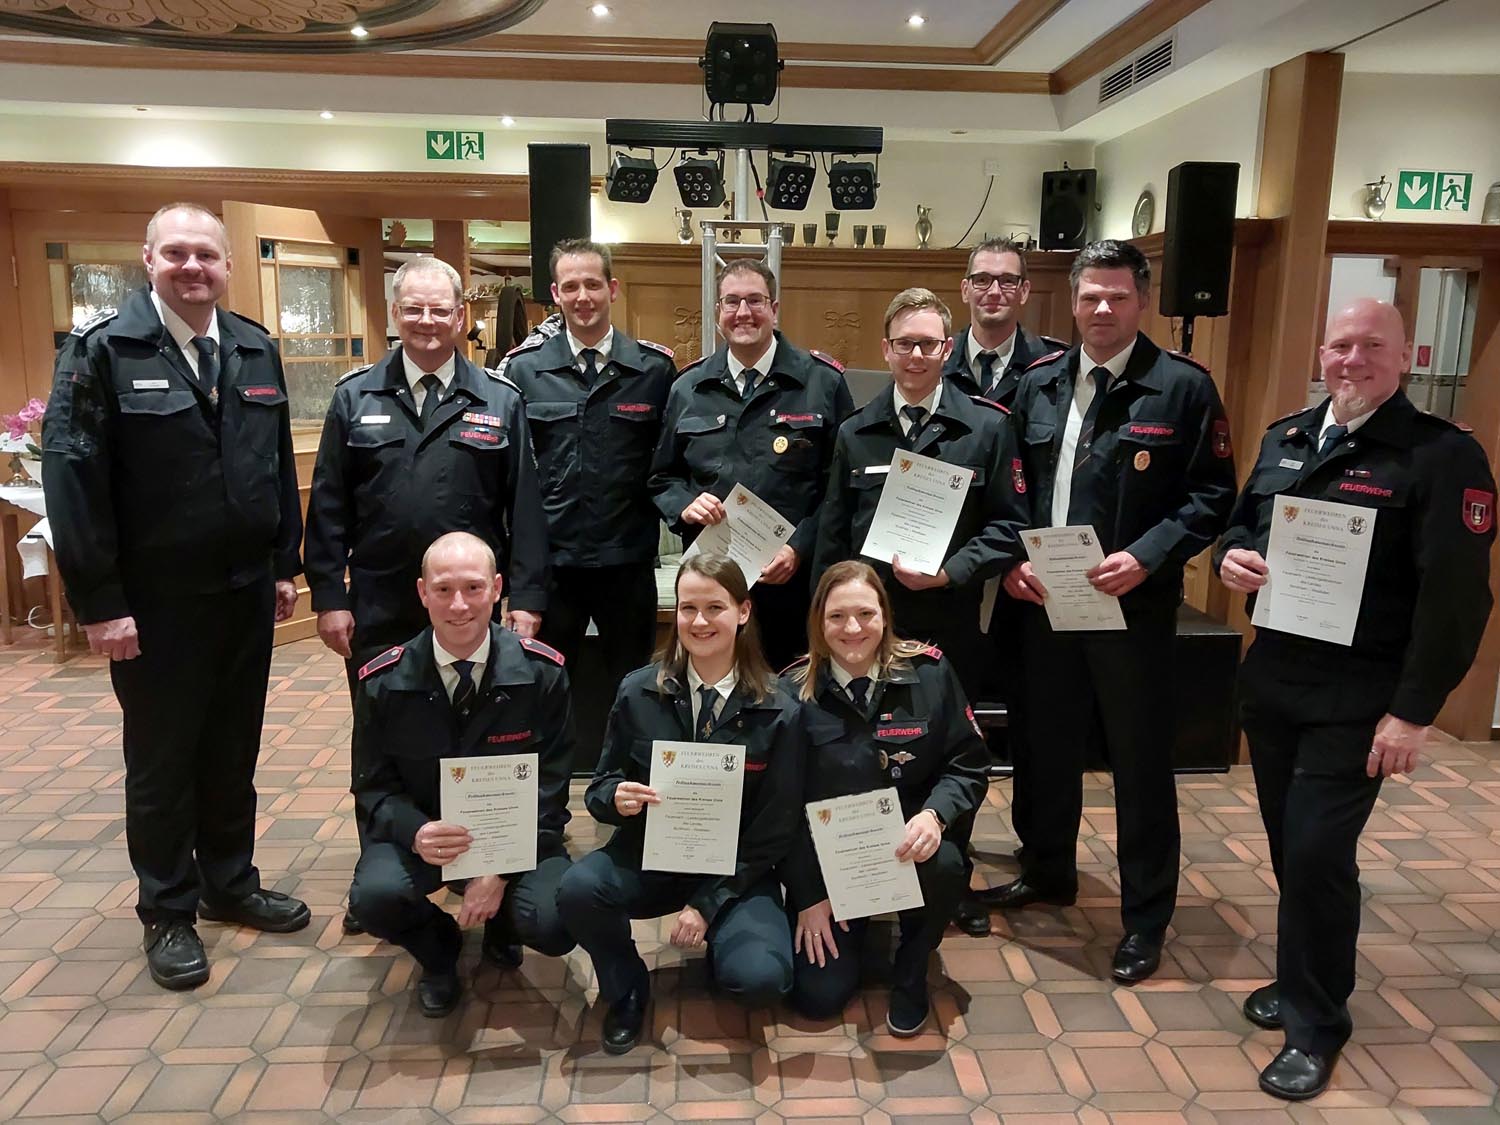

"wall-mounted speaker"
[1159,161,1239,318]
[528,143,592,302]
[1039,168,1096,251]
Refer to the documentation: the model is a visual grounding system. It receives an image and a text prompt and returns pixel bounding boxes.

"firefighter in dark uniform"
[305,256,549,933]
[557,555,807,1055]
[1216,298,1495,1101]
[350,533,575,1018]
[501,239,675,685]
[990,241,1237,986]
[781,561,988,1036]
[649,259,854,670]
[41,204,309,991]
[811,288,1027,702]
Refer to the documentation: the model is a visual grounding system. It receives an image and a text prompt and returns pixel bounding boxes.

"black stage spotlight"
[829,158,878,210]
[675,150,726,208]
[701,22,782,106]
[605,151,657,203]
[766,152,815,210]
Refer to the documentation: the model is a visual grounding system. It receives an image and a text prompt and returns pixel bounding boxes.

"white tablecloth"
[0,485,52,579]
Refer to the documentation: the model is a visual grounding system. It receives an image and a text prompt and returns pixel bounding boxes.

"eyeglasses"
[718,294,771,311]
[886,337,947,357]
[965,272,1024,293]
[397,305,458,322]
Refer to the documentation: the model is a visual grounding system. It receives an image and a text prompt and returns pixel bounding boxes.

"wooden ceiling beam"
[975,0,1071,65]
[1050,0,1213,95]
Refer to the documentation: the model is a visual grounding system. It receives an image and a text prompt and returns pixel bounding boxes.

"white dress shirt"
[686,661,738,728]
[829,659,880,702]
[150,290,220,380]
[403,350,457,413]
[432,632,490,703]
[1318,402,1375,447]
[1051,340,1137,527]
[967,329,1017,390]
[727,338,777,396]
[894,382,943,435]
[567,326,614,377]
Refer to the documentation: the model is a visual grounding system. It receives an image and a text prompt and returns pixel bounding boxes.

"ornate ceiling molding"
[0,0,549,54]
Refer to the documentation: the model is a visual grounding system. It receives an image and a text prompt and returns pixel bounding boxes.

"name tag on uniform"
[862,464,891,475]
[359,414,391,424]
[1278,457,1304,470]
[132,379,170,390]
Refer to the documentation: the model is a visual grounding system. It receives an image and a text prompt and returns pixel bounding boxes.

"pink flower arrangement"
[3,397,46,455]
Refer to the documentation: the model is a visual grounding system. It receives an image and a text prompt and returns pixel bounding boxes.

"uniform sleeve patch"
[1011,457,1027,494]
[358,645,404,680]
[1025,349,1066,371]
[1464,489,1493,534]
[519,636,566,665]
[639,339,675,358]
[810,349,846,373]
[1212,418,1233,459]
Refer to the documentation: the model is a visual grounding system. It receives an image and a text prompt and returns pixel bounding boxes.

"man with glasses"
[812,287,1026,700]
[650,259,853,669]
[945,238,1065,409]
[306,255,549,935]
[502,239,676,688]
[990,240,1236,985]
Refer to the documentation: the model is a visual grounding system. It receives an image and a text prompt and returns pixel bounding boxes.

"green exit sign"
[425,130,485,162]
[1396,169,1473,212]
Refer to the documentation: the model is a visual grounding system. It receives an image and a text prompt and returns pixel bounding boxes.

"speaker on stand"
[1159,161,1239,354]
[527,143,592,303]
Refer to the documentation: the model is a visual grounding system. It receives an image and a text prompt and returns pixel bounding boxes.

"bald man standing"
[1215,299,1495,1100]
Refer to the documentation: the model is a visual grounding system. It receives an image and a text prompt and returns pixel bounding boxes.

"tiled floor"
[1,633,1498,1123]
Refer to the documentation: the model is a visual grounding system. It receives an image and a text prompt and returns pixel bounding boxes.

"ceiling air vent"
[1097,33,1176,105]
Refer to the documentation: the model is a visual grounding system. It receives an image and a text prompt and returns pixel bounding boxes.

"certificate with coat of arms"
[805,788,924,922]
[438,753,539,880]
[860,450,974,575]
[642,741,745,876]
[681,483,793,589]
[1021,525,1127,631]
[1251,494,1376,647]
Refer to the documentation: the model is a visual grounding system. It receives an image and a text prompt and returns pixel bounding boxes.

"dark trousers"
[539,561,658,694]
[1239,639,1392,1056]
[111,578,274,923]
[349,843,575,972]
[790,838,966,1019]
[556,847,794,1007]
[987,592,1028,842]
[1015,604,1180,937]
[750,572,811,673]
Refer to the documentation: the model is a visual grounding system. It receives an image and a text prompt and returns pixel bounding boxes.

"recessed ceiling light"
[319,110,334,120]
[591,3,610,16]
[134,105,149,112]
[350,23,368,38]
[907,13,925,27]
[500,115,515,126]
[950,129,967,135]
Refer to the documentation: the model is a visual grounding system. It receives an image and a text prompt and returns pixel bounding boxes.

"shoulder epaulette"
[778,655,810,676]
[1038,335,1067,350]
[70,307,118,337]
[639,339,675,359]
[335,363,375,385]
[1267,405,1315,430]
[810,349,845,373]
[908,642,943,661]
[518,636,566,666]
[969,395,1009,414]
[484,367,522,392]
[1418,411,1474,433]
[679,355,710,376]
[505,337,544,358]
[226,310,271,335]
[1025,349,1066,371]
[1168,349,1212,375]
[358,645,404,680]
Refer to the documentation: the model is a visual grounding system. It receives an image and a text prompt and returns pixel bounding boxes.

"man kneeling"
[350,531,576,1017]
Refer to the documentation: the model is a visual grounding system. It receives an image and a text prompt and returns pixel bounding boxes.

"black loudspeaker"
[528,143,592,302]
[1039,167,1096,250]
[1160,161,1239,318]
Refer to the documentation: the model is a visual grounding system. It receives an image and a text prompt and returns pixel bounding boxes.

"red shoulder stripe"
[358,645,404,680]
[519,636,566,666]
[639,339,675,358]
[969,395,1009,414]
[1025,349,1066,372]
[810,349,846,373]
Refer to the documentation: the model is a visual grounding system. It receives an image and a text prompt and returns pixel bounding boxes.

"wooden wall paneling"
[432,220,471,290]
[0,191,29,408]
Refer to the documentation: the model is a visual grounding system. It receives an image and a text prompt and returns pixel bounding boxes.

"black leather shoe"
[1243,982,1282,1029]
[973,878,1077,909]
[341,910,365,936]
[481,932,523,970]
[602,987,649,1055]
[144,920,210,990]
[416,970,462,1018]
[1258,1046,1337,1100]
[886,983,930,1038]
[1110,932,1162,984]
[198,889,311,933]
[952,893,991,937]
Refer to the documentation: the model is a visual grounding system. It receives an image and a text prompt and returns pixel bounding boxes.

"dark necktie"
[697,684,719,741]
[741,367,760,398]
[417,373,442,429]
[1319,423,1349,457]
[977,351,998,393]
[580,347,599,387]
[191,336,218,391]
[901,404,929,448]
[1066,366,1111,525]
[452,658,476,715]
[848,676,871,713]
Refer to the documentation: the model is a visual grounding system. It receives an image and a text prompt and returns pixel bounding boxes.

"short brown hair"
[966,237,1028,282]
[1069,239,1150,299]
[656,554,774,701]
[145,203,227,252]
[883,287,952,337]
[550,238,614,282]
[794,561,931,699]
[716,258,778,302]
